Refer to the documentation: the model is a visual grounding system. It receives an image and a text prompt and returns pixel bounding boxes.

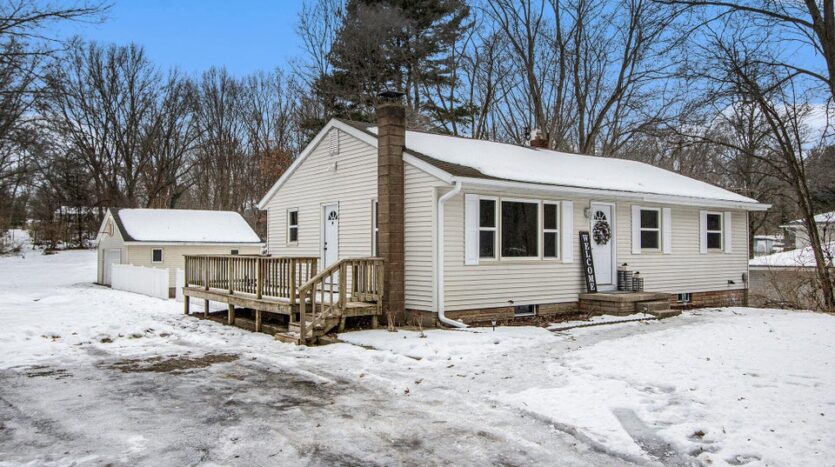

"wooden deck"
[182,255,384,345]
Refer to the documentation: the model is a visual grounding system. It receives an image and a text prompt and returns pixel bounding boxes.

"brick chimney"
[527,128,549,148]
[376,92,406,320]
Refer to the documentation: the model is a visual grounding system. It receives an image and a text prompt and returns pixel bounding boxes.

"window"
[543,203,560,258]
[514,304,537,316]
[287,209,299,244]
[479,199,497,258]
[676,292,691,304]
[706,213,723,250]
[151,248,163,263]
[501,200,539,257]
[372,200,379,256]
[639,208,661,250]
[230,249,239,255]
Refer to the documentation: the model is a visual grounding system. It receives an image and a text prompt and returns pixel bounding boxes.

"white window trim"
[151,248,163,263]
[705,211,724,250]
[478,196,498,260]
[371,199,379,256]
[543,202,560,259]
[472,195,568,263]
[287,208,299,246]
[639,207,662,251]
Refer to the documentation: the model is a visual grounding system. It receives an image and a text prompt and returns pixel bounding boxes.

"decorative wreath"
[592,211,612,245]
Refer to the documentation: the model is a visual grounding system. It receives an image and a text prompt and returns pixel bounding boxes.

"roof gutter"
[436,181,467,328]
[453,177,770,211]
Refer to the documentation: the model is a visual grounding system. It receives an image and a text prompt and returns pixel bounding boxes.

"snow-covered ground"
[2,250,834,466]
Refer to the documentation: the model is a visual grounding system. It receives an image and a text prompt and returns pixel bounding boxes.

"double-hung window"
[151,248,163,263]
[501,200,539,257]
[706,212,723,250]
[639,208,661,250]
[478,198,497,258]
[543,203,560,258]
[287,209,299,244]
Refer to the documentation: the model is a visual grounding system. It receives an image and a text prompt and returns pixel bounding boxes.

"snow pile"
[117,208,262,243]
[366,126,759,205]
[749,242,834,267]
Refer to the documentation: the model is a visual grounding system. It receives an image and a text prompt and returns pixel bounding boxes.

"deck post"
[203,257,209,291]
[338,262,347,309]
[204,298,209,318]
[299,295,307,342]
[371,314,379,329]
[227,303,235,325]
[289,260,297,305]
[255,309,262,332]
[184,294,190,315]
[339,316,346,332]
[256,257,263,299]
[227,257,233,295]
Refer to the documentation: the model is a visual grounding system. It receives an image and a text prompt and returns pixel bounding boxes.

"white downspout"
[437,181,467,328]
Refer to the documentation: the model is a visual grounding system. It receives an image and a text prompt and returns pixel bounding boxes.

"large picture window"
[706,212,723,250]
[501,200,539,257]
[639,208,660,250]
[479,199,497,258]
[543,203,559,258]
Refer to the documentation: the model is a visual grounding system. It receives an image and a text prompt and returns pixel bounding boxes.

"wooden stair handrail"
[297,257,384,344]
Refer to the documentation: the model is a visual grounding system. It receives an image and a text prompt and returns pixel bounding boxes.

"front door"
[589,203,615,289]
[323,203,339,268]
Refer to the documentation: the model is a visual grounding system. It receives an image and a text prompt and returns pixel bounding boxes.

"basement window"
[514,304,537,317]
[151,248,163,263]
[676,293,691,304]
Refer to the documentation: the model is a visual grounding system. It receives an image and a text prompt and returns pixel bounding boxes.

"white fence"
[111,264,170,300]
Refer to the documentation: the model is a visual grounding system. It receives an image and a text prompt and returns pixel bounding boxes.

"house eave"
[453,177,770,211]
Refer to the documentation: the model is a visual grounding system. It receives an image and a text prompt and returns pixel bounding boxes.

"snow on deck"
[366,126,759,205]
[116,208,261,243]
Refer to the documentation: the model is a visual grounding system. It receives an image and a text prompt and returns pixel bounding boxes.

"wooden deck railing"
[298,257,384,340]
[184,255,319,304]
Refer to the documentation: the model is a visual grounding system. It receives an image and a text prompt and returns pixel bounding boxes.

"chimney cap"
[377,90,405,100]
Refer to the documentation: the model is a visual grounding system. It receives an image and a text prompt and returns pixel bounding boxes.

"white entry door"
[589,203,616,289]
[323,203,339,268]
[103,249,121,285]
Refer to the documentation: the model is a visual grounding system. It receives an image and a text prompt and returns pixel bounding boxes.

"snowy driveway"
[1,250,834,466]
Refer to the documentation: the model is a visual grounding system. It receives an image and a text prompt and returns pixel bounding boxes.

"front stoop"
[579,292,679,319]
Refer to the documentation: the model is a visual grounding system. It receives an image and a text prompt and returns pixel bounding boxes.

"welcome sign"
[579,231,597,293]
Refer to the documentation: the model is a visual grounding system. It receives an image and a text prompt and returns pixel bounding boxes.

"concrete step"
[646,309,681,319]
[634,300,670,314]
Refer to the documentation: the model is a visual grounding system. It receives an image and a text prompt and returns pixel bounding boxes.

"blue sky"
[54,0,307,76]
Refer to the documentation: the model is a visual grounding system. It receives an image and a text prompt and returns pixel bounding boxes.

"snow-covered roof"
[258,119,767,210]
[109,209,262,244]
[786,211,835,226]
[749,243,834,268]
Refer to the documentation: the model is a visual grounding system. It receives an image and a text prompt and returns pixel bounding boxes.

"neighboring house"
[96,208,263,296]
[782,211,835,249]
[749,242,834,309]
[753,235,783,256]
[257,96,768,325]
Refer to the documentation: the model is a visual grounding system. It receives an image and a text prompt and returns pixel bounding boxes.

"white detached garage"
[96,208,263,297]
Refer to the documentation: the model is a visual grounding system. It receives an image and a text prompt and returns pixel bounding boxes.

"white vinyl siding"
[265,128,378,258]
[404,164,443,311]
[443,191,749,311]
